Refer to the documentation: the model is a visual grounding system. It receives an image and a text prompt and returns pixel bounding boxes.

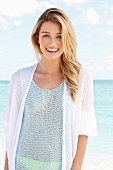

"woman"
[4,8,97,170]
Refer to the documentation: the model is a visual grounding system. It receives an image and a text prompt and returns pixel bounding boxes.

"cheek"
[58,40,62,46]
[59,42,63,50]
[39,39,47,47]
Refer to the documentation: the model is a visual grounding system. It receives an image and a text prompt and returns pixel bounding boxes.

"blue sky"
[0,0,113,80]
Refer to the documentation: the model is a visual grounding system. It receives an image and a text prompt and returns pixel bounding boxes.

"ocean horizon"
[0,80,113,170]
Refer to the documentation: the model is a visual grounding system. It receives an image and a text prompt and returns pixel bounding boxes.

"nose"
[49,38,56,45]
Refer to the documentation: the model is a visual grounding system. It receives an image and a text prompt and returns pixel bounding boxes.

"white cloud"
[107,19,113,26]
[105,30,113,36]
[13,20,22,26]
[107,55,113,62]
[76,0,86,4]
[62,0,74,6]
[94,65,103,70]
[109,55,113,59]
[62,0,86,6]
[105,55,113,72]
[0,0,52,17]
[110,6,113,12]
[0,16,7,29]
[86,8,100,25]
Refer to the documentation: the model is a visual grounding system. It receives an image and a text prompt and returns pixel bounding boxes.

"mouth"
[46,48,59,53]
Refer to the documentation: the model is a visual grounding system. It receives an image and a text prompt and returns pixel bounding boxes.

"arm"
[71,135,88,170]
[4,151,9,170]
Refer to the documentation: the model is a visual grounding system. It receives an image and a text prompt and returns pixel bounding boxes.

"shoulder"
[10,63,37,83]
[13,63,37,76]
[78,64,93,91]
[79,64,92,81]
[81,64,92,74]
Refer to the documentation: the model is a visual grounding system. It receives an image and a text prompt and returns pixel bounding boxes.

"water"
[0,81,9,144]
[0,80,113,169]
[88,80,113,155]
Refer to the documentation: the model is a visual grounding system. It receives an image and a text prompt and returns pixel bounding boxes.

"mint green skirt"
[16,155,62,170]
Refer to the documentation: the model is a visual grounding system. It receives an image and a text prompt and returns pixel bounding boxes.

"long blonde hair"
[31,8,82,102]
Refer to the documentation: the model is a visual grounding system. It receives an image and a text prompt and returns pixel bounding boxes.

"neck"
[37,58,62,75]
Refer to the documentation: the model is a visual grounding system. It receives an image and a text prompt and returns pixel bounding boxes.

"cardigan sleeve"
[3,73,15,133]
[3,71,22,134]
[78,67,97,142]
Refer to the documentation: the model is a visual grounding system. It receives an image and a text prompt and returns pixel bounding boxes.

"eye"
[42,34,49,38]
[57,35,61,39]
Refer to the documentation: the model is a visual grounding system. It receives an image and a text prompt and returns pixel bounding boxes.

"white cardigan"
[4,63,97,170]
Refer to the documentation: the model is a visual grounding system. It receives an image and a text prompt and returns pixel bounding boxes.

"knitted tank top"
[15,80,64,170]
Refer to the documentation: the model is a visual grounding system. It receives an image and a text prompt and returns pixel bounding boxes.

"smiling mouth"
[46,48,59,52]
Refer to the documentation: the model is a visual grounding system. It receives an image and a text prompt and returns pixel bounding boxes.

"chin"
[46,56,61,61]
[44,54,62,61]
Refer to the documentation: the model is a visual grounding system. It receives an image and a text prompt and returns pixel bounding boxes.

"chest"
[32,71,64,90]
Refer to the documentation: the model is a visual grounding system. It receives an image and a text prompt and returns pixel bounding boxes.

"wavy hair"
[31,8,82,102]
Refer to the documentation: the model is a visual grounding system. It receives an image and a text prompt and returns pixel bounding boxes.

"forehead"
[40,21,61,33]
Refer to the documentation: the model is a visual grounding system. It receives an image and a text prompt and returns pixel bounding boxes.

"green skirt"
[16,154,62,170]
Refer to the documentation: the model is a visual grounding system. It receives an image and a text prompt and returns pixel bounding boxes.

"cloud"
[107,19,113,26]
[0,0,52,17]
[62,0,86,6]
[86,8,100,25]
[105,30,113,36]
[107,55,113,62]
[0,16,7,29]
[109,55,113,59]
[104,55,113,72]
[76,0,86,4]
[110,6,113,12]
[94,65,104,70]
[105,55,113,69]
[13,20,22,26]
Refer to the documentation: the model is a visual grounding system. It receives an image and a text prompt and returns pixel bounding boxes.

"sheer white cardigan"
[4,63,97,170]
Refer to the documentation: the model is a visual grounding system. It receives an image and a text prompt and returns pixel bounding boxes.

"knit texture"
[15,80,64,170]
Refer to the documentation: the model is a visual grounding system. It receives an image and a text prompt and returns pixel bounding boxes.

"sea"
[0,80,113,170]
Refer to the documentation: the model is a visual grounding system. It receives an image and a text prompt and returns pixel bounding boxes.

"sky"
[0,0,113,80]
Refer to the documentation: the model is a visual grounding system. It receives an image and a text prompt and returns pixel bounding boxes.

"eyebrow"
[41,31,61,34]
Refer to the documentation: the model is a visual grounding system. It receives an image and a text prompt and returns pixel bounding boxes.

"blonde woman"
[4,8,97,170]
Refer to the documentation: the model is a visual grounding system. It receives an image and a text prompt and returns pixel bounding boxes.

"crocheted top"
[15,80,64,170]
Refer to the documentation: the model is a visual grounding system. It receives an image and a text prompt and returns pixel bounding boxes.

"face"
[38,21,63,61]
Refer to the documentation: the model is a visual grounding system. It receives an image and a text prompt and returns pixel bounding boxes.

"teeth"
[47,48,58,52]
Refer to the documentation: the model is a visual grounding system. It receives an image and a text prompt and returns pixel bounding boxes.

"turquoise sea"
[0,80,113,169]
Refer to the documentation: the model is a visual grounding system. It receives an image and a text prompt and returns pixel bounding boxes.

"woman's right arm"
[4,151,9,170]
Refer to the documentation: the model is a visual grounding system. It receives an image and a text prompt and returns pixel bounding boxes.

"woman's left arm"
[71,135,88,170]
